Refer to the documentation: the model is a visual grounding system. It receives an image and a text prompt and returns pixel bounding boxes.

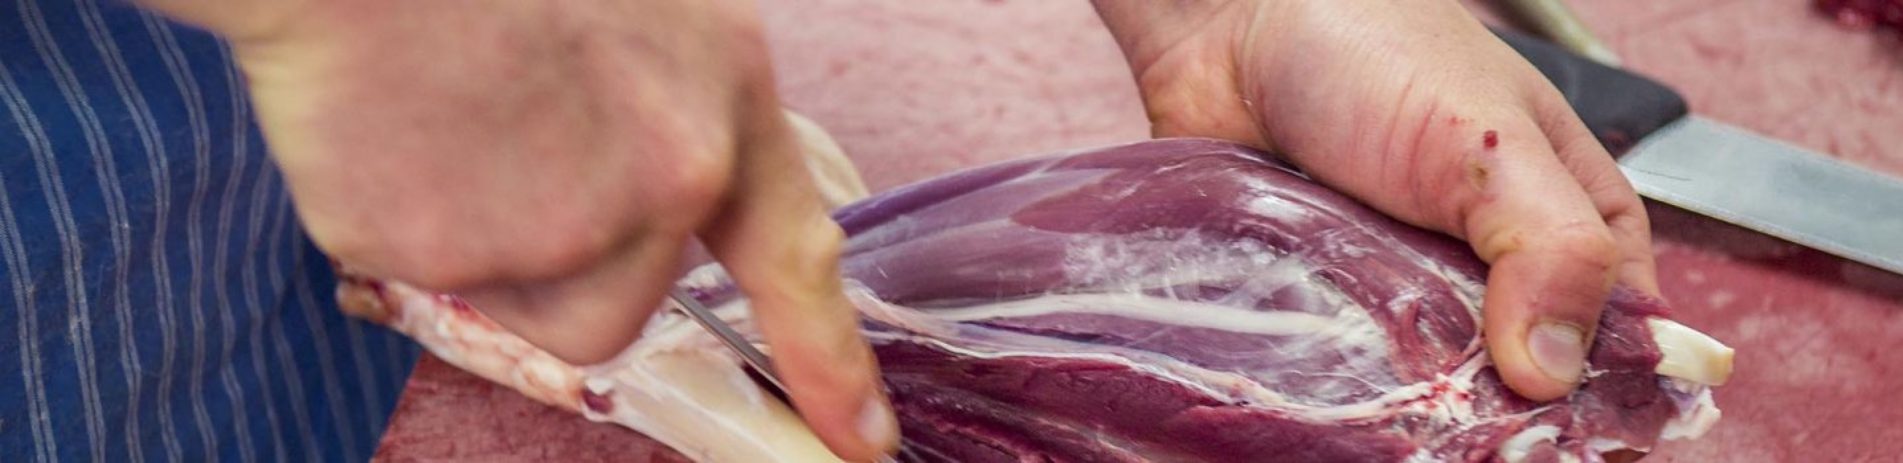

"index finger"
[699,114,897,462]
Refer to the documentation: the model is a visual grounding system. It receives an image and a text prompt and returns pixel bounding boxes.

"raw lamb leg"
[339,138,1732,462]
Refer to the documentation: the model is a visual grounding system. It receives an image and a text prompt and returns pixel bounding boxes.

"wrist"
[1089,0,1281,148]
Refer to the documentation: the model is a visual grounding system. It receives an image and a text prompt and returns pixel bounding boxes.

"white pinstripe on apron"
[0,1,423,461]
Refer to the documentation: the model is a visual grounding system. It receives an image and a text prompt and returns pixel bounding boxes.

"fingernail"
[856,395,898,451]
[1529,322,1586,383]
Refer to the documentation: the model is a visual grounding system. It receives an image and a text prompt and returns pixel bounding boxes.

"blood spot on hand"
[1482,130,1499,149]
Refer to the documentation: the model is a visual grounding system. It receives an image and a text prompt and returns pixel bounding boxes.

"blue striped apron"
[1,1,422,461]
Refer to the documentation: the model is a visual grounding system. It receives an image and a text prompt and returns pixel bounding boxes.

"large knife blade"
[1495,29,1903,275]
[1619,117,1903,274]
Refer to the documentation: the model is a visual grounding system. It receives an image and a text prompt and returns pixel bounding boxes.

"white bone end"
[1648,318,1733,386]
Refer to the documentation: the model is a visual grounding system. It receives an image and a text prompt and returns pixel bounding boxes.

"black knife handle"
[1493,29,1688,154]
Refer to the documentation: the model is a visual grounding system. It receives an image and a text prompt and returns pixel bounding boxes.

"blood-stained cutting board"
[372,1,1903,461]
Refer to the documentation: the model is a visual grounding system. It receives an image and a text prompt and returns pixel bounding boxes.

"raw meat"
[340,138,1731,462]
[1817,0,1903,32]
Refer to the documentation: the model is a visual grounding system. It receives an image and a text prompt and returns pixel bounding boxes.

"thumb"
[700,114,897,461]
[1461,122,1620,402]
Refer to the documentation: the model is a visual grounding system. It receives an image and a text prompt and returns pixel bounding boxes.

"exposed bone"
[348,277,840,462]
[580,343,841,463]
[1659,384,1722,440]
[1648,318,1734,386]
[785,109,870,209]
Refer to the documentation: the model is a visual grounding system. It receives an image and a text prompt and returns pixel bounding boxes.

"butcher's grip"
[1493,29,1688,154]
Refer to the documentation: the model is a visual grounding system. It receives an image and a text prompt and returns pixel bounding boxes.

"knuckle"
[395,240,491,291]
[791,219,847,271]
[308,228,375,272]
[1540,222,1621,272]
[1603,205,1651,236]
[332,214,503,291]
[723,14,769,49]
[396,216,502,290]
[714,10,772,65]
[306,218,470,288]
[501,205,649,285]
[752,218,846,301]
[664,149,736,212]
[515,230,615,284]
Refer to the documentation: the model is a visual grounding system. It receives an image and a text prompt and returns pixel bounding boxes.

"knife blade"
[1619,117,1903,274]
[667,288,789,393]
[665,288,905,463]
[1493,29,1903,275]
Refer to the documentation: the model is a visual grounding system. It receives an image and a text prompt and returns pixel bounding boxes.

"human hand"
[139,0,896,458]
[1092,0,1657,401]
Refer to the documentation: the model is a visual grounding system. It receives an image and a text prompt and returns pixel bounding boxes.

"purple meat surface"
[689,138,1726,462]
[345,138,1729,463]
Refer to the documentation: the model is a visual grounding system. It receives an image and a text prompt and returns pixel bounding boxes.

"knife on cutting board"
[1493,29,1903,276]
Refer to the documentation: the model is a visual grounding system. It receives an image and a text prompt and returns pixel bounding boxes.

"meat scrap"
[340,138,1732,462]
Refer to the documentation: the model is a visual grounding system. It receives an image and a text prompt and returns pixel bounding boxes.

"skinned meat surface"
[341,138,1727,462]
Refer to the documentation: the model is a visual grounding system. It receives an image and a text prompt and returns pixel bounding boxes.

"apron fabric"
[1,1,421,461]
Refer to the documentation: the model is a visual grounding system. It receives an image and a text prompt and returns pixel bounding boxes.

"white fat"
[1241,194,1323,225]
[675,265,730,292]
[925,293,1338,336]
[1497,425,1562,463]
[1059,230,1283,293]
[865,328,1261,402]
[1648,318,1734,386]
[1585,437,1636,458]
[867,327,1450,423]
[864,298,1496,425]
[1660,381,1722,440]
[1396,354,1489,425]
[937,227,1415,405]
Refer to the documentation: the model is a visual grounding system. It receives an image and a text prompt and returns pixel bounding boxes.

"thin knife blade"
[666,288,902,463]
[667,288,789,394]
[1617,116,1903,274]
